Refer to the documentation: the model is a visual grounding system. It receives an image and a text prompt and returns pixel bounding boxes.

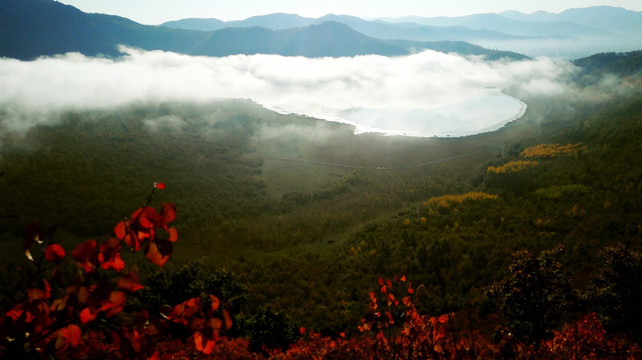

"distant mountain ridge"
[500,6,642,35]
[0,0,527,60]
[163,6,642,58]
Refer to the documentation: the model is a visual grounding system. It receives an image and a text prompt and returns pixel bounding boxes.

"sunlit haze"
[57,0,642,24]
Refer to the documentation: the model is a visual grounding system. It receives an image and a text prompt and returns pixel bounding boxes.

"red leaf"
[299,327,306,336]
[167,227,178,242]
[109,291,127,308]
[160,203,177,224]
[400,275,407,282]
[66,324,82,346]
[194,331,204,351]
[203,339,216,354]
[131,207,156,230]
[99,238,125,272]
[27,280,51,301]
[118,272,144,293]
[100,291,126,317]
[114,220,129,240]
[126,329,142,353]
[50,297,67,312]
[124,232,143,251]
[223,308,233,330]
[209,294,220,312]
[139,207,161,229]
[101,253,125,272]
[145,239,172,267]
[6,307,24,321]
[145,242,165,266]
[79,307,96,323]
[77,286,90,304]
[154,182,165,190]
[210,317,223,330]
[45,244,66,262]
[172,297,201,324]
[377,277,384,286]
[72,240,97,262]
[194,330,216,354]
[435,325,446,341]
[438,314,449,324]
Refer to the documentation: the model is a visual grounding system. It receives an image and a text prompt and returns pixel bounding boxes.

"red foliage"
[0,185,188,359]
[98,237,126,272]
[45,243,66,263]
[540,313,642,359]
[114,203,178,266]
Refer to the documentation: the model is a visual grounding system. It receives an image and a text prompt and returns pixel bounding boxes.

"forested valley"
[1,52,642,358]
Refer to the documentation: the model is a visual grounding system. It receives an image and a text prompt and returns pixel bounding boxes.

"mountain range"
[0,0,527,60]
[163,7,642,58]
[1,0,641,60]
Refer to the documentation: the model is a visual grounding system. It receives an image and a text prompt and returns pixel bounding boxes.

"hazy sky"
[58,0,642,24]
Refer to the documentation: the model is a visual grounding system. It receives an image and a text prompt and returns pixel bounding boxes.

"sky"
[57,0,642,25]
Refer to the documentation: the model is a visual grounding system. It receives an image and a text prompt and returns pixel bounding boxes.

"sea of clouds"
[0,47,575,137]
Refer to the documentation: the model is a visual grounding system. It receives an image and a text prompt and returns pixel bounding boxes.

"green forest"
[1,52,642,358]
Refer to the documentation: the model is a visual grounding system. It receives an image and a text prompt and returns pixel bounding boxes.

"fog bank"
[0,48,575,137]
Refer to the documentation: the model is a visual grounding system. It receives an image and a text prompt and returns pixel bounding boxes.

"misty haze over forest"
[1,48,572,137]
[1,1,640,137]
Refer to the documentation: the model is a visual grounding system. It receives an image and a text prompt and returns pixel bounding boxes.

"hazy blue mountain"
[385,7,642,58]
[163,12,528,43]
[188,22,529,59]
[189,22,408,58]
[0,0,526,60]
[147,21,423,58]
[161,13,315,31]
[500,6,642,35]
[556,6,642,35]
[392,13,608,37]
[279,21,408,57]
[160,18,226,31]
[499,10,558,22]
[162,7,642,57]
[225,13,315,30]
[190,26,281,56]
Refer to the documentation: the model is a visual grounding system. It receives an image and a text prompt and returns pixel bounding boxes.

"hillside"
[1,42,642,358]
[572,50,642,77]
[0,0,205,59]
[1,52,641,336]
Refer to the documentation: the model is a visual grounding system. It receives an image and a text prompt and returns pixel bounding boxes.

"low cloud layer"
[0,48,576,137]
